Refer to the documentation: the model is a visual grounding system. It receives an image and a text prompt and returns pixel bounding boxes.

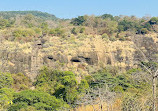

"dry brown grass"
[73,99,122,111]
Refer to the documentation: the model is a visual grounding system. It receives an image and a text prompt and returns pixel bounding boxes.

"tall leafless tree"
[76,83,115,111]
[132,36,158,111]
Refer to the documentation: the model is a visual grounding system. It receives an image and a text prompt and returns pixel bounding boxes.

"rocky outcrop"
[0,35,158,80]
[71,51,99,65]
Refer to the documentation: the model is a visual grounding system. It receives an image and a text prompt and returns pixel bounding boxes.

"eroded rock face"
[133,36,158,62]
[71,51,99,65]
[0,35,158,80]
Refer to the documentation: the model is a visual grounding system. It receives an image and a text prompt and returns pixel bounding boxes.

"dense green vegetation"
[34,67,89,105]
[0,11,58,20]
[0,67,90,110]
[0,66,154,110]
[9,90,68,111]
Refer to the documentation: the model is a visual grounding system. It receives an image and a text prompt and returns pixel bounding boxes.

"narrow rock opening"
[37,43,42,46]
[71,57,81,62]
[47,56,54,60]
[85,58,92,64]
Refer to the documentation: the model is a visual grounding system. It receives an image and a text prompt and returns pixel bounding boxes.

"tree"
[104,20,118,35]
[71,16,86,26]
[79,27,85,33]
[76,84,115,111]
[71,27,78,35]
[122,93,143,111]
[118,20,135,32]
[101,14,114,20]
[149,17,158,25]
[9,90,69,111]
[0,19,13,29]
[40,22,49,35]
[24,14,34,21]
[140,28,149,34]
[132,37,158,111]
[34,67,89,105]
[139,62,158,111]
[144,22,152,30]
[49,28,64,36]
[22,14,35,28]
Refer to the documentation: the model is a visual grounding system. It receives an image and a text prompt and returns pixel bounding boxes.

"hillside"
[0,11,58,20]
[0,11,158,111]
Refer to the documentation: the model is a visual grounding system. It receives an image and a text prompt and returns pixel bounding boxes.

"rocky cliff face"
[0,34,158,80]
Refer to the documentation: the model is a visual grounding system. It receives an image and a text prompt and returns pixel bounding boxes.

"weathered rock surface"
[0,35,158,80]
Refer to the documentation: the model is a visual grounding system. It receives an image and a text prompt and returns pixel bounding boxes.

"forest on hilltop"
[0,11,158,111]
[0,11,58,20]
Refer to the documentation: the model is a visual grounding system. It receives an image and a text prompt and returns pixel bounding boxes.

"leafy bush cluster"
[0,18,14,29]
[0,67,89,110]
[91,68,150,92]
[0,65,154,110]
[8,90,69,111]
[71,14,158,36]
[34,67,89,104]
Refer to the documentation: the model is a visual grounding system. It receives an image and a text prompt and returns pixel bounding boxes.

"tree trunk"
[92,104,96,111]
[152,76,156,111]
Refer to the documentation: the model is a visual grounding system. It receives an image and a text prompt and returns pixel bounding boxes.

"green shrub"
[102,33,109,40]
[91,68,149,92]
[34,28,42,36]
[9,90,69,111]
[140,28,148,34]
[149,17,158,25]
[49,28,64,36]
[71,27,78,35]
[11,73,32,91]
[0,88,14,110]
[34,67,89,105]
[71,16,86,26]
[113,85,124,93]
[101,14,114,20]
[78,79,89,93]
[13,28,36,38]
[0,72,13,89]
[79,27,85,33]
[0,19,14,29]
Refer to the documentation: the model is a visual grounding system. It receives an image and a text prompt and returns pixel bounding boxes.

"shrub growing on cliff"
[79,27,85,33]
[0,72,13,89]
[102,33,109,40]
[11,73,32,91]
[49,28,64,36]
[71,27,78,35]
[140,28,148,34]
